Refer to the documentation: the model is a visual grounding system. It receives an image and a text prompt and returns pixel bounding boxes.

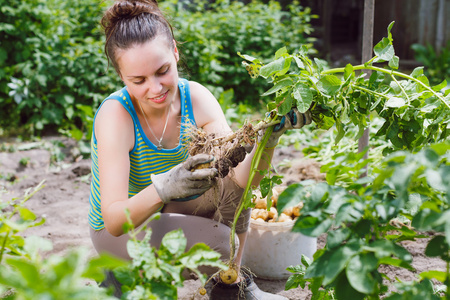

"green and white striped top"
[88,79,195,230]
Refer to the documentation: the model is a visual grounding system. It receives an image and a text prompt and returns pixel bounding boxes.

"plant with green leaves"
[278,142,450,299]
[0,0,121,137]
[0,182,126,299]
[161,0,317,105]
[0,181,46,263]
[208,21,450,296]
[114,211,227,299]
[412,42,450,86]
[240,22,450,153]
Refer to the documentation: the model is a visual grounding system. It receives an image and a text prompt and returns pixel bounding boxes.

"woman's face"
[117,36,179,110]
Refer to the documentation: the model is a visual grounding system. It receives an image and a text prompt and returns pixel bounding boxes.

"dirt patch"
[0,136,444,299]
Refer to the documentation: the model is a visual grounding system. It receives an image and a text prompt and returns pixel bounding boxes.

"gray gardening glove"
[260,108,312,148]
[151,154,218,203]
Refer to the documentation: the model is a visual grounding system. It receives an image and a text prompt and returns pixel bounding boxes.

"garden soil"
[0,136,445,299]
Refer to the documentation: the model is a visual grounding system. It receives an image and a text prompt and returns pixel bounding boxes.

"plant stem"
[322,65,450,109]
[228,125,274,261]
[351,84,389,99]
[390,73,410,102]
[0,230,10,264]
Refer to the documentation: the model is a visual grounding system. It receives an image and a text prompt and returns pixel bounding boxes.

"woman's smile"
[149,91,169,104]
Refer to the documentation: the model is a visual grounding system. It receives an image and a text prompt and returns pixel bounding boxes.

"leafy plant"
[0,0,121,137]
[114,211,227,299]
[161,0,317,105]
[412,42,450,86]
[0,181,126,299]
[240,22,450,153]
[0,181,46,262]
[280,142,450,299]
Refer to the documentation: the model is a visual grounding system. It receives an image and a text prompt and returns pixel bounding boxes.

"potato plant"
[280,142,450,299]
[190,22,450,295]
[0,182,122,299]
[0,183,226,299]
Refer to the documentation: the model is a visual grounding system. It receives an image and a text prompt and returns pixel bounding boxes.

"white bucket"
[242,219,317,280]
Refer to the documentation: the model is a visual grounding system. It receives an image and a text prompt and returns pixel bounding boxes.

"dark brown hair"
[101,0,175,75]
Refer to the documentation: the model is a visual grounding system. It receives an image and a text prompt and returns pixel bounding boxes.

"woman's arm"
[189,81,274,189]
[95,100,163,236]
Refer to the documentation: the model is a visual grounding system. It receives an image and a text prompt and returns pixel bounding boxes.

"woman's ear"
[173,40,180,62]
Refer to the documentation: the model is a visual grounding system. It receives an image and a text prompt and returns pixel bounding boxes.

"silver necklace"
[137,97,172,150]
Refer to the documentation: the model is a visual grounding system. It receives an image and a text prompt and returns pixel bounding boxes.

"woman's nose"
[147,77,163,95]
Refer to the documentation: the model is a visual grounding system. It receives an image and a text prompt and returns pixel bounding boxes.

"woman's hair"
[101,0,175,75]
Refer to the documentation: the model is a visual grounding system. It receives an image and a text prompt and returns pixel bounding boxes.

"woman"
[89,0,310,298]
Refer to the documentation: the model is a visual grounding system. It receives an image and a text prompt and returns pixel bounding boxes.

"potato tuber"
[220,267,238,285]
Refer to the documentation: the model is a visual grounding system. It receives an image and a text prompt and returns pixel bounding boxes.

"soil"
[0,136,445,299]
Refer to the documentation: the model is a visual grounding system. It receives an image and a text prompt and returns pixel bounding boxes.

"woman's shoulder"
[186,80,216,104]
[95,99,134,135]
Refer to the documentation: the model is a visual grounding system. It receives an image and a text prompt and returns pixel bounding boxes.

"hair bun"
[112,0,159,19]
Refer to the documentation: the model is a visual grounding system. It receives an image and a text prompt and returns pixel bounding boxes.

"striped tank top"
[88,78,196,230]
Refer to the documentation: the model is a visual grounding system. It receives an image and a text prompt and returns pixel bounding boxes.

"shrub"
[161,0,317,106]
[0,0,121,137]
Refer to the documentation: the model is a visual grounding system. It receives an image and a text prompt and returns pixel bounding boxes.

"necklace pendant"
[157,144,163,150]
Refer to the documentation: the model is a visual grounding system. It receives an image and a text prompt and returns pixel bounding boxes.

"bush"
[0,0,316,137]
[0,0,121,137]
[161,0,317,106]
[411,42,450,86]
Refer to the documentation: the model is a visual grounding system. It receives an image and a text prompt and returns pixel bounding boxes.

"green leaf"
[293,216,332,237]
[5,258,41,287]
[305,242,360,286]
[314,58,328,72]
[344,64,354,80]
[277,183,307,214]
[151,281,178,300]
[237,52,260,63]
[18,207,36,221]
[317,75,342,96]
[179,243,225,271]
[346,253,378,294]
[425,235,450,261]
[293,56,305,70]
[293,82,313,113]
[261,77,293,96]
[277,92,294,116]
[275,47,288,59]
[419,270,447,283]
[84,253,128,282]
[388,55,399,69]
[260,57,291,78]
[160,229,186,257]
[326,227,351,249]
[410,67,424,78]
[374,37,394,62]
[385,97,406,108]
[335,273,365,300]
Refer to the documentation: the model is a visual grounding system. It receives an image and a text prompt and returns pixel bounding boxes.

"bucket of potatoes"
[242,186,317,280]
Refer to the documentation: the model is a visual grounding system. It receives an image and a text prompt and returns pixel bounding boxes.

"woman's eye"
[159,66,170,75]
[134,80,144,85]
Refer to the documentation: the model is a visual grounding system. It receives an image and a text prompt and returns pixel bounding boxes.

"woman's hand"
[262,108,312,148]
[151,154,218,203]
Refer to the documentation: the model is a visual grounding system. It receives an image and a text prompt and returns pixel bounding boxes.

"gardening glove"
[259,108,312,148]
[150,154,218,203]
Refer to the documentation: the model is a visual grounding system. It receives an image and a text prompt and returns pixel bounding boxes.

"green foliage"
[161,0,317,105]
[0,182,226,299]
[117,211,227,299]
[0,182,124,299]
[281,142,450,299]
[241,22,450,153]
[412,42,450,86]
[0,182,46,262]
[0,0,121,137]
